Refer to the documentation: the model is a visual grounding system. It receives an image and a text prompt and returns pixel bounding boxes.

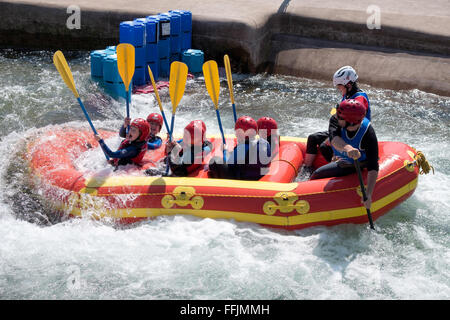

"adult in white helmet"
[333,66,358,86]
[299,65,372,179]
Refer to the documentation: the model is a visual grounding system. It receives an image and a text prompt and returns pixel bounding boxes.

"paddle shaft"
[126,90,130,134]
[53,50,109,161]
[148,66,171,134]
[165,114,176,175]
[77,97,110,161]
[169,115,175,142]
[163,61,189,175]
[355,160,375,229]
[153,84,170,134]
[76,98,97,135]
[224,55,237,123]
[161,111,170,135]
[215,109,227,161]
[232,103,237,123]
[203,60,227,160]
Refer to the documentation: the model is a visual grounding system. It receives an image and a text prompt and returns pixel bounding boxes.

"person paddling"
[95,118,150,168]
[310,99,379,210]
[144,113,164,150]
[119,112,164,150]
[165,120,212,177]
[209,116,271,180]
[257,117,279,158]
[301,66,371,178]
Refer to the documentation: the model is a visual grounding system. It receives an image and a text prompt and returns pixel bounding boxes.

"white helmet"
[333,66,358,87]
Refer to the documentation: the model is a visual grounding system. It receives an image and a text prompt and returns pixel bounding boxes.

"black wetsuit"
[310,124,379,180]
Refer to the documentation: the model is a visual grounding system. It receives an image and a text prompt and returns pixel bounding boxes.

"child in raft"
[120,113,164,150]
[95,118,150,167]
[165,120,213,177]
[257,116,279,158]
[208,116,271,180]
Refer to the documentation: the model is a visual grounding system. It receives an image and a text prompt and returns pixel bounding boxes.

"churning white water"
[0,50,449,300]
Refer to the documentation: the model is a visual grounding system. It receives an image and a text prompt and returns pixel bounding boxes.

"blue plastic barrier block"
[182,49,204,74]
[170,34,181,57]
[103,81,131,101]
[171,10,192,32]
[134,18,149,42]
[119,21,134,45]
[159,57,170,78]
[105,46,116,54]
[146,15,160,43]
[145,17,159,44]
[180,10,192,50]
[135,46,146,67]
[157,14,171,60]
[158,38,170,60]
[183,10,192,32]
[145,16,160,81]
[146,43,158,63]
[158,14,171,39]
[133,65,146,86]
[120,21,145,47]
[170,53,180,64]
[181,31,192,51]
[132,19,147,47]
[103,54,122,83]
[146,61,159,82]
[166,11,181,35]
[165,11,181,56]
[90,50,106,78]
[168,10,191,51]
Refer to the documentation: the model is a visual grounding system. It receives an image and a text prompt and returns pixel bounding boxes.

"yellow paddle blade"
[116,43,135,91]
[330,107,337,115]
[53,50,79,98]
[224,54,235,104]
[202,60,220,109]
[148,65,163,111]
[169,61,188,114]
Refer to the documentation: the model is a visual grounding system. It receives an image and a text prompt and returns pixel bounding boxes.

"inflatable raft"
[25,126,424,230]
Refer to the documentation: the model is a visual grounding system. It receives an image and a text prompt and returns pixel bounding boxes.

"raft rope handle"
[414,150,434,175]
[271,159,299,177]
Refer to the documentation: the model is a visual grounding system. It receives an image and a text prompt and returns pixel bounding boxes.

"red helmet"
[184,120,206,144]
[146,113,163,129]
[257,117,278,132]
[337,99,366,125]
[235,116,258,134]
[131,118,150,142]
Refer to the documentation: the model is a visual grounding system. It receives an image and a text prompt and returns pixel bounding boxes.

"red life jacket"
[113,139,147,167]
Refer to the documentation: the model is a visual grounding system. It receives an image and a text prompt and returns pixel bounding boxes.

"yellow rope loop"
[415,151,434,175]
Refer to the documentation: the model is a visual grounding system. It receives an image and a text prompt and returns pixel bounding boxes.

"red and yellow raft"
[26,126,423,230]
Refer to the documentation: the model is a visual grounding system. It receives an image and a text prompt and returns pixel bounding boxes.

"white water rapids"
[0,50,449,299]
